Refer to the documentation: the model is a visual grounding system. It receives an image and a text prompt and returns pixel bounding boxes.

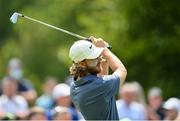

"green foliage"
[0,0,179,98]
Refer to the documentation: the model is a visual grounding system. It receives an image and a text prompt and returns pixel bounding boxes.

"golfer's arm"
[98,59,109,75]
[102,48,127,85]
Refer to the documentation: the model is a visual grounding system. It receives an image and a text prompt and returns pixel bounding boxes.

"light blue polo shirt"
[70,74,120,120]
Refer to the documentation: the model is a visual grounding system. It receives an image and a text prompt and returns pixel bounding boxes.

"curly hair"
[69,62,89,80]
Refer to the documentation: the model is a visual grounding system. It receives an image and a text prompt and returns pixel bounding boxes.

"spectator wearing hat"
[53,83,80,120]
[163,97,180,120]
[147,87,165,120]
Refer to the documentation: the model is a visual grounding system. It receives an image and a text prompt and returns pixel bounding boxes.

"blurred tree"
[0,0,34,46]
[116,0,180,98]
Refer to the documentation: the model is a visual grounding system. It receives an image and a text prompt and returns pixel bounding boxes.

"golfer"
[69,36,127,120]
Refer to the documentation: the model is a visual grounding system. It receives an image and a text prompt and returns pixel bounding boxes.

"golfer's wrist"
[102,48,111,58]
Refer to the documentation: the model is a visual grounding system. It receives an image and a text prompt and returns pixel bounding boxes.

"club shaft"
[16,13,112,49]
[22,15,87,39]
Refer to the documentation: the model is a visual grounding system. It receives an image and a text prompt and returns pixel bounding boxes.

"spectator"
[36,77,58,110]
[131,81,146,105]
[147,87,165,120]
[7,58,37,103]
[0,77,29,119]
[28,106,47,120]
[163,97,180,120]
[116,82,147,120]
[54,106,72,120]
[53,83,80,120]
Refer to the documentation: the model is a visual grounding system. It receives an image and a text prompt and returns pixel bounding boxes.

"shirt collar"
[74,74,97,86]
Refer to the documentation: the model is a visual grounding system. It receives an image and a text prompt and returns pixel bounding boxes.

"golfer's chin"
[96,64,102,74]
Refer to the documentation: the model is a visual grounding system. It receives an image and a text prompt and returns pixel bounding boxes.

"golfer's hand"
[89,36,109,48]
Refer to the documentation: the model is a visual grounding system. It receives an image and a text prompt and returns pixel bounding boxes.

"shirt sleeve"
[101,74,120,98]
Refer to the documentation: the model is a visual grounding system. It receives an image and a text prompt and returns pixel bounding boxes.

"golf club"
[10,12,112,49]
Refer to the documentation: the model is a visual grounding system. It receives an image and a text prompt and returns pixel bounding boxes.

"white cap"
[163,98,180,111]
[69,40,104,63]
[148,87,162,98]
[53,83,70,99]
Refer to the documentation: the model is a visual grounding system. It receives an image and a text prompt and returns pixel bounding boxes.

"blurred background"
[0,0,180,120]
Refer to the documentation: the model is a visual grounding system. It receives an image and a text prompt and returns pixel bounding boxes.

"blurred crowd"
[0,58,179,121]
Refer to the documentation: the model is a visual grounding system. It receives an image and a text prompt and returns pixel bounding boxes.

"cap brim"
[86,47,104,59]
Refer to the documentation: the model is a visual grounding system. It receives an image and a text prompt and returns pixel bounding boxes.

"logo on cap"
[89,45,92,49]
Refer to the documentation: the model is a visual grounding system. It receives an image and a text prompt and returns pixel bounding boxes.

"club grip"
[85,38,112,50]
